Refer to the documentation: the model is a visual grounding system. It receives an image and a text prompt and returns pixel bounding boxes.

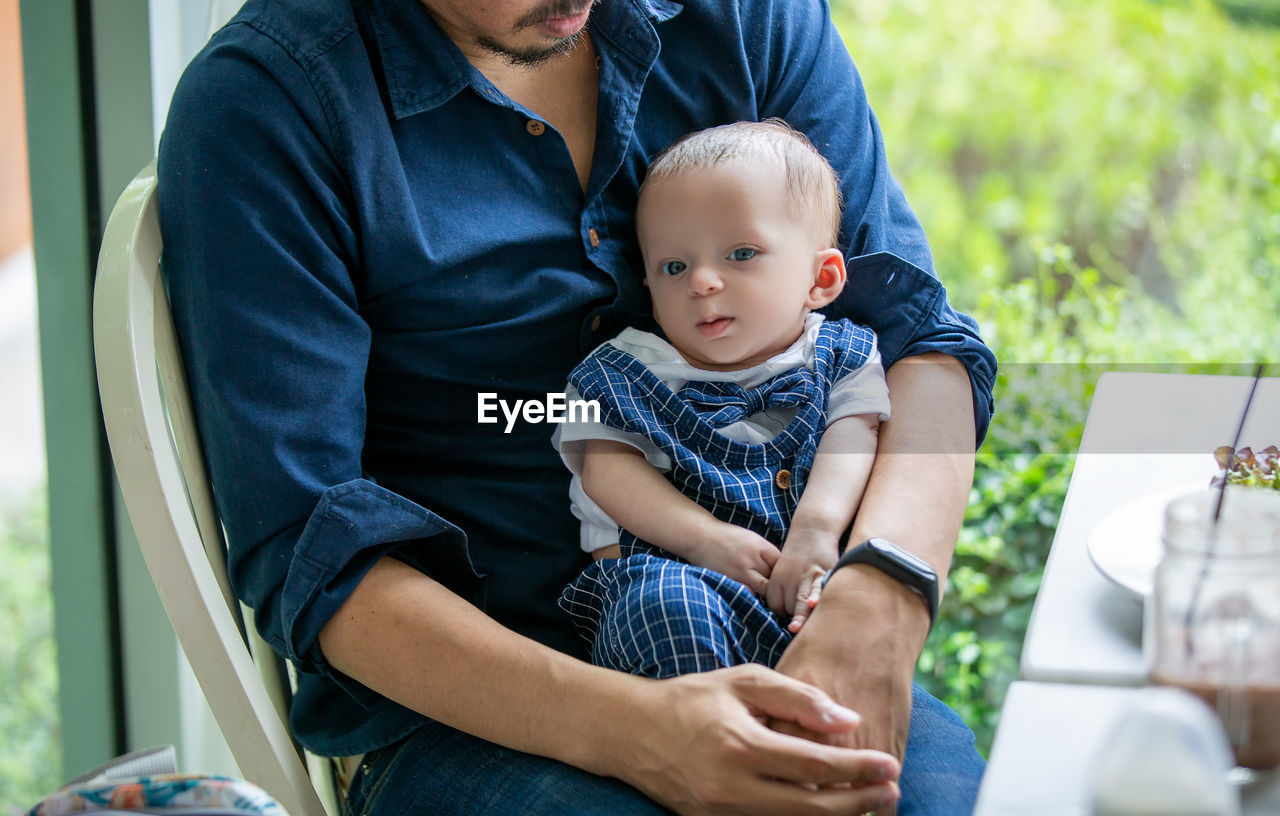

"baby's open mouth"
[696,316,733,338]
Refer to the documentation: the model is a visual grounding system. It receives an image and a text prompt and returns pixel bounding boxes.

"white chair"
[93,160,342,816]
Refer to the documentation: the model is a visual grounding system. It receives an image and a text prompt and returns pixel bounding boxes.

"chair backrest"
[92,160,336,816]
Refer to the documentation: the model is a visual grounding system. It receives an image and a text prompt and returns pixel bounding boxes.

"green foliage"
[0,492,61,814]
[834,0,1280,330]
[833,0,1280,754]
[1215,0,1280,26]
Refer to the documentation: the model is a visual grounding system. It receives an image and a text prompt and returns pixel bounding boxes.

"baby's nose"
[688,264,723,295]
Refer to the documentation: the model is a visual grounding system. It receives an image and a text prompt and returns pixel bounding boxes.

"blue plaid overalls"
[558,319,876,677]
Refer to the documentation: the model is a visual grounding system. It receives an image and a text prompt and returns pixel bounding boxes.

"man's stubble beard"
[476,28,586,69]
[476,0,597,68]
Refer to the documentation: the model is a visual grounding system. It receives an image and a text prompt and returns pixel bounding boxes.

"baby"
[554,120,889,677]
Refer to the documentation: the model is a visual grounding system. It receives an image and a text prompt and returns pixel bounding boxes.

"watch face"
[868,537,937,580]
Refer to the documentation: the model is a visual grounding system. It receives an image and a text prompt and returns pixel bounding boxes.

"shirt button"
[591,314,602,332]
[774,469,792,490]
[526,119,546,136]
[588,227,600,248]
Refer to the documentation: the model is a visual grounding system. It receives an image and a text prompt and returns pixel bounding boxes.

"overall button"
[591,314,602,332]
[774,469,792,490]
[588,227,600,248]
[526,119,546,136]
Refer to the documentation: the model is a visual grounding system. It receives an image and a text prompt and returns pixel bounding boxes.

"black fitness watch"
[822,537,939,630]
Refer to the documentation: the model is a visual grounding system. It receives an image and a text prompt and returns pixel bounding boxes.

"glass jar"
[1146,488,1280,771]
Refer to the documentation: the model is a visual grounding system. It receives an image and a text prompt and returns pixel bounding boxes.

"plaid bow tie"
[676,368,818,428]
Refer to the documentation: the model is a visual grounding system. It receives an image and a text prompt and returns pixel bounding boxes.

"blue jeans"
[343,685,983,815]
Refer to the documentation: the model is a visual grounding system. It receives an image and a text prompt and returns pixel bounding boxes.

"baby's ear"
[806,249,847,309]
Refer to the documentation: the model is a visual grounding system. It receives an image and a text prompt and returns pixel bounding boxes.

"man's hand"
[618,664,902,815]
[766,525,840,632]
[686,523,779,597]
[769,353,977,813]
[771,566,929,815]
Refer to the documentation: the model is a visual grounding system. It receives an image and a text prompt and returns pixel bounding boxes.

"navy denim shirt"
[157,0,996,755]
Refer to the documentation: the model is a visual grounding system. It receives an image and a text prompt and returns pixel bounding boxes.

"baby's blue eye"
[661,260,687,276]
[729,247,758,261]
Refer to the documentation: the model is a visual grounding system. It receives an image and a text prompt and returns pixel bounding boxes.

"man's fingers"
[640,668,902,815]
[729,772,900,816]
[748,728,899,789]
[729,665,863,735]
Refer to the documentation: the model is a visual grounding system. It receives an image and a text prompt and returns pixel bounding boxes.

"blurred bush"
[1215,0,1280,26]
[0,491,60,813]
[833,0,1280,752]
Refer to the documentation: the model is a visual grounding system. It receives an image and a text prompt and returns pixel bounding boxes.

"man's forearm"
[773,352,977,760]
[318,556,637,774]
[847,352,975,586]
[816,351,974,649]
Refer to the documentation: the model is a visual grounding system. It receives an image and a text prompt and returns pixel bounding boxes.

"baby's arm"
[767,413,880,632]
[580,438,779,594]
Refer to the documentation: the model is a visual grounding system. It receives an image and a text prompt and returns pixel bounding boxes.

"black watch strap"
[822,537,939,629]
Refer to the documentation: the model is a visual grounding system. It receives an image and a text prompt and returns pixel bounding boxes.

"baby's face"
[636,159,833,371]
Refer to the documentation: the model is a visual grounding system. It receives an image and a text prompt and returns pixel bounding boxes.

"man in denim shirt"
[158,0,996,813]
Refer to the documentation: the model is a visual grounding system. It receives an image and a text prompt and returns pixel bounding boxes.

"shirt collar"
[636,0,683,22]
[365,0,683,120]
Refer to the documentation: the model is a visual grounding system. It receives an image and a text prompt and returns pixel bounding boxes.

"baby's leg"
[591,555,791,678]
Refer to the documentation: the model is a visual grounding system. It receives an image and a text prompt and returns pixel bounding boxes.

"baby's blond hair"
[640,119,843,246]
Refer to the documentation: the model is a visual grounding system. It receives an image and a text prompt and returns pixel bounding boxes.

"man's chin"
[476,29,584,68]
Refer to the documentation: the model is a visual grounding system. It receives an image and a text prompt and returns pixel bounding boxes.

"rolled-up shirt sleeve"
[743,0,998,444]
[157,25,480,685]
[272,479,477,677]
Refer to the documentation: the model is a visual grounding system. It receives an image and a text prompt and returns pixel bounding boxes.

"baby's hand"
[687,524,779,597]
[782,571,825,633]
[767,527,840,633]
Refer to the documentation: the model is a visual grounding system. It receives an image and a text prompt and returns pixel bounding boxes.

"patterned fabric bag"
[25,745,287,816]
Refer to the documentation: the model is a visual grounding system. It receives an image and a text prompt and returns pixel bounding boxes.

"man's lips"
[696,316,734,338]
[539,8,592,38]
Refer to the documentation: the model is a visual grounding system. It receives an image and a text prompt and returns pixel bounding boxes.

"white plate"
[1087,483,1209,597]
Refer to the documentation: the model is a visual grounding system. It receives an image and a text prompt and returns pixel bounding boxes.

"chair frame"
[93,160,338,816]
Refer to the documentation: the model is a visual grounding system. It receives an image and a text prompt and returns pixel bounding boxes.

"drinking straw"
[1182,364,1265,662]
[1212,363,1265,523]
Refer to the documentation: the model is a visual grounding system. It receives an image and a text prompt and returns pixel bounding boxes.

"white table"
[975,682,1280,815]
[1021,372,1280,685]
[975,372,1280,814]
